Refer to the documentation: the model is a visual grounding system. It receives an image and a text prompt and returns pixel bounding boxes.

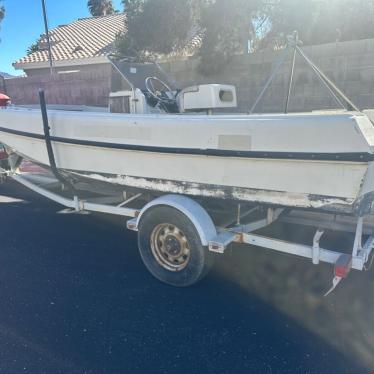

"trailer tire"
[137,206,214,287]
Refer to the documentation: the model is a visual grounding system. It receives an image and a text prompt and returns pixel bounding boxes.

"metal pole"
[39,90,74,191]
[107,56,137,113]
[41,0,53,75]
[296,46,360,112]
[284,46,296,113]
[300,49,360,112]
[249,45,290,114]
[295,46,346,110]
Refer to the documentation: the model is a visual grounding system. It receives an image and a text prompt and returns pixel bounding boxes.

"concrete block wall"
[161,38,374,113]
[4,38,374,112]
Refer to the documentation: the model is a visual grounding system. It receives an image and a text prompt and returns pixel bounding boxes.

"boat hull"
[1,108,374,213]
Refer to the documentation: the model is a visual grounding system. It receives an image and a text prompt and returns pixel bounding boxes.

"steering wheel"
[145,76,176,105]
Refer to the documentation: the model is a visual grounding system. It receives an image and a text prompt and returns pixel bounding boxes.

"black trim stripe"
[0,126,372,162]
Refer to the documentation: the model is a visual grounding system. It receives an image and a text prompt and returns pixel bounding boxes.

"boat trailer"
[3,168,374,295]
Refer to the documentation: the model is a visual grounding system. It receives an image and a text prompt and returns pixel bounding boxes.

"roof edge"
[13,56,110,70]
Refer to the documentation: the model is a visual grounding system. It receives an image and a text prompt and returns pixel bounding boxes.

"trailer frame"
[4,168,374,293]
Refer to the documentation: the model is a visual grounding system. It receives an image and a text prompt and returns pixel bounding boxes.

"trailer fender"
[128,194,217,246]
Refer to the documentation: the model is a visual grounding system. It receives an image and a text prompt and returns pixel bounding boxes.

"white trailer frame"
[5,170,374,294]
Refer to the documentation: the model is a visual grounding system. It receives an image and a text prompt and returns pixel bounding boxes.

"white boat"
[1,105,374,215]
[2,41,374,217]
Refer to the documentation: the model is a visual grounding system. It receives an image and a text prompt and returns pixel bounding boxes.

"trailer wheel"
[137,206,214,287]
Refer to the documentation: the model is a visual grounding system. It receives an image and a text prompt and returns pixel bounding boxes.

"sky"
[0,0,123,75]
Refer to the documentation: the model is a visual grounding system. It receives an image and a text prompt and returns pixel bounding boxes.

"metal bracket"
[312,229,324,265]
[362,234,374,263]
[127,217,138,231]
[209,231,237,254]
[352,216,363,257]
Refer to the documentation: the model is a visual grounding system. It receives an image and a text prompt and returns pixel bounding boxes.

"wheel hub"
[165,235,182,256]
[150,223,191,272]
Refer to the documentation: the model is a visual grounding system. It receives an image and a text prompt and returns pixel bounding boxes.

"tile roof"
[14,13,126,66]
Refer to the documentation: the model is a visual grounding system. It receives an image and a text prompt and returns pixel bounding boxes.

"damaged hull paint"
[68,171,355,214]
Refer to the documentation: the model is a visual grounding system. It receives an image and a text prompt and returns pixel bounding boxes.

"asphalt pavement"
[0,180,372,374]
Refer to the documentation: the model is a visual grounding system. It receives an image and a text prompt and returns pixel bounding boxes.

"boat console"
[108,58,237,115]
[177,84,237,113]
[109,82,237,115]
